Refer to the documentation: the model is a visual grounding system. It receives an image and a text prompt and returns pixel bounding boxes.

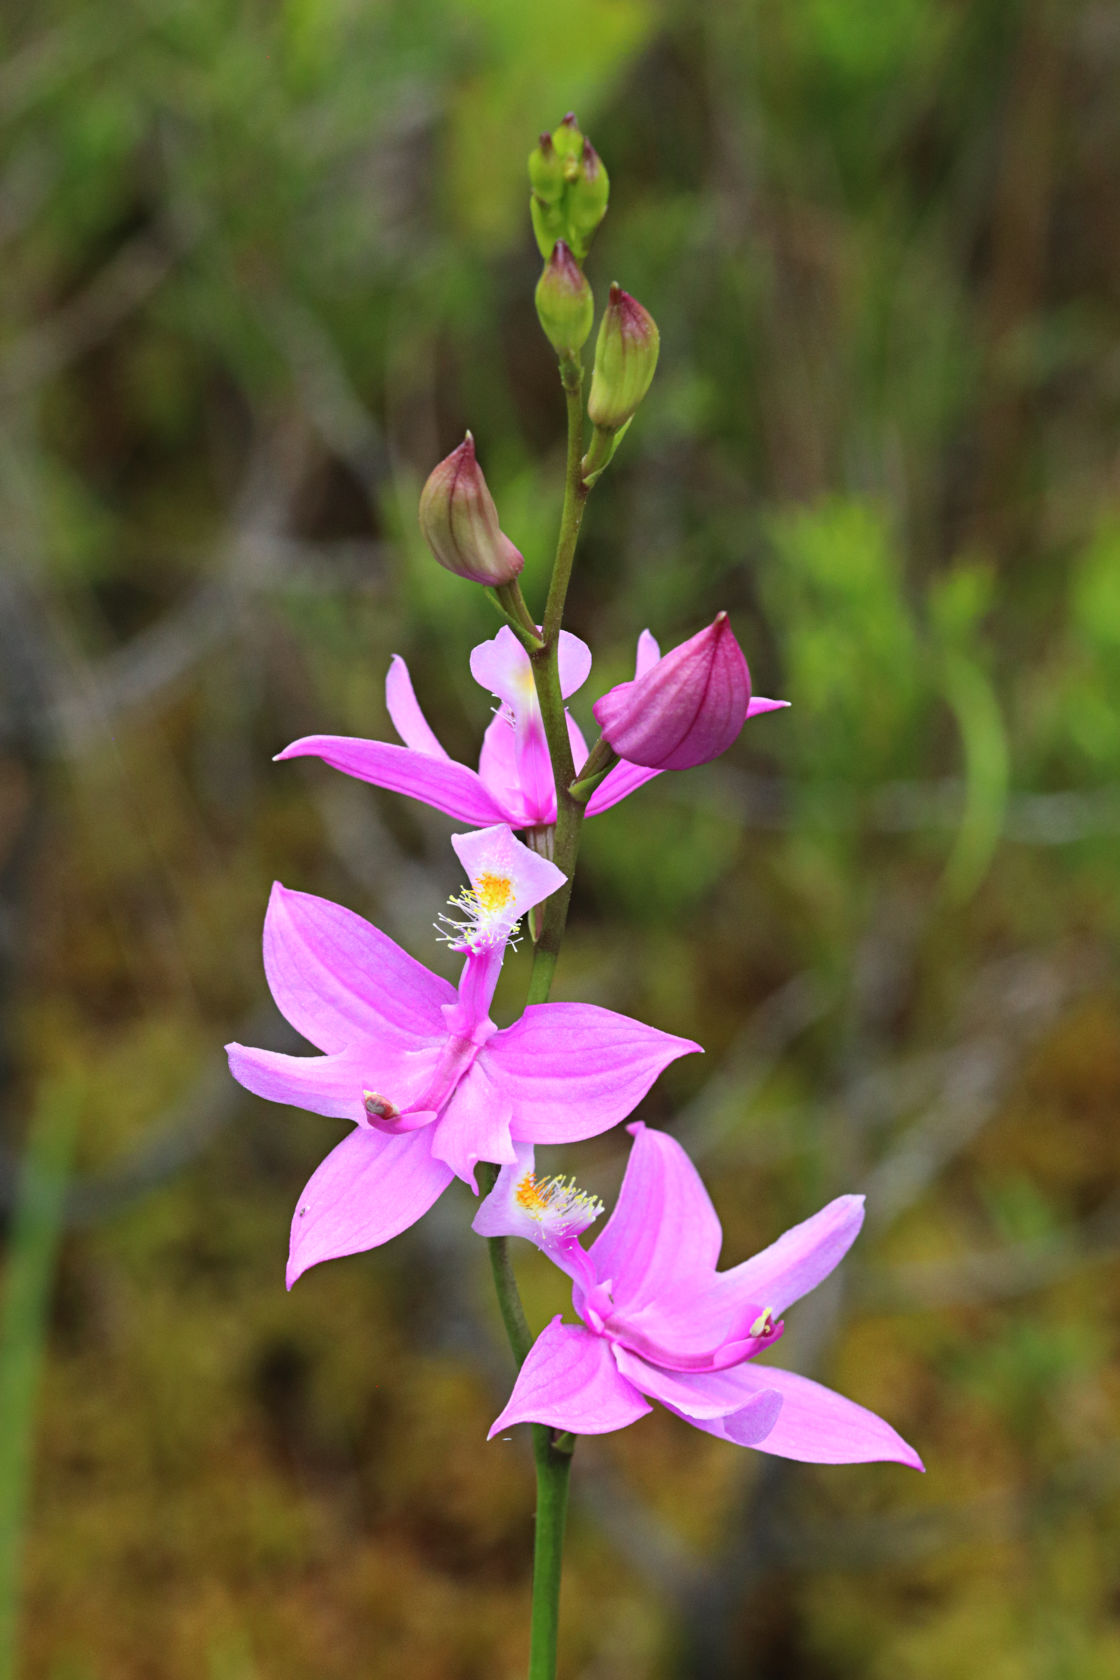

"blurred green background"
[1,0,1119,1674]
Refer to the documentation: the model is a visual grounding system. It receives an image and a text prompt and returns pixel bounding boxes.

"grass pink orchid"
[277,627,695,827]
[480,1125,923,1467]
[226,828,700,1287]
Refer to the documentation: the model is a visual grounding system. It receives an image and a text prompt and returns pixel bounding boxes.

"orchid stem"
[484,347,594,1680]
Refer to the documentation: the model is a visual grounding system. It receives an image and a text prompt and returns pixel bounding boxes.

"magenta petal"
[226,1043,367,1122]
[384,656,450,757]
[687,1363,924,1467]
[584,759,662,815]
[589,1123,722,1313]
[277,735,509,825]
[488,1319,652,1437]
[719,1195,866,1315]
[264,883,454,1052]
[483,1007,700,1146]
[746,697,789,718]
[429,1061,516,1190]
[287,1126,454,1287]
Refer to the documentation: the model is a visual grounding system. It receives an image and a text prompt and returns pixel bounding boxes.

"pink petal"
[469,627,534,712]
[450,825,566,946]
[634,629,661,677]
[488,1318,651,1437]
[566,709,590,776]
[263,884,454,1053]
[276,735,509,825]
[471,1142,602,1285]
[226,1043,368,1122]
[556,630,593,698]
[428,1060,516,1189]
[608,1275,764,1367]
[385,655,449,757]
[483,1009,700,1145]
[584,759,662,815]
[477,711,537,826]
[588,1124,722,1313]
[746,697,790,718]
[287,1125,454,1286]
[614,1349,784,1444]
[678,1362,924,1467]
[718,1195,866,1315]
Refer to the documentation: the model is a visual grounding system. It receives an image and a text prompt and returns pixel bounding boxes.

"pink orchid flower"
[476,1124,922,1468]
[276,625,781,829]
[226,827,700,1287]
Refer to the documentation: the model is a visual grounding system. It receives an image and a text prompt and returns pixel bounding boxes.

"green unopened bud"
[587,283,660,431]
[567,140,609,254]
[535,241,593,355]
[527,114,610,262]
[528,131,564,204]
[418,433,524,586]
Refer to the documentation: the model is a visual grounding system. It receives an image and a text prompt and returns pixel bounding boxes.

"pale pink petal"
[469,627,536,713]
[276,735,509,825]
[483,1010,700,1145]
[263,884,453,1052]
[472,1142,602,1284]
[384,655,449,757]
[226,1043,367,1122]
[428,1060,516,1190]
[286,1126,454,1286]
[487,1318,652,1437]
[635,629,661,677]
[556,630,593,698]
[477,711,536,826]
[584,759,662,815]
[746,697,790,718]
[588,1124,722,1312]
[449,825,566,947]
[676,1362,924,1467]
[718,1196,866,1315]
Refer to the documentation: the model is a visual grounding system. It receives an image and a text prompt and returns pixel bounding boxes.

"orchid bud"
[587,284,659,432]
[591,613,752,770]
[418,434,524,587]
[567,139,609,253]
[535,240,593,355]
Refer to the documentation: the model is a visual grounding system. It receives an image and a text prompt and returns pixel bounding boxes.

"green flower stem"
[484,346,597,1680]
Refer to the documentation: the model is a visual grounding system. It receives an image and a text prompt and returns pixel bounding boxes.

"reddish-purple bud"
[418,434,524,587]
[592,614,752,770]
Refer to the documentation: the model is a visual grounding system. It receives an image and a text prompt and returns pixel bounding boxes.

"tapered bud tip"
[582,139,601,178]
[418,437,524,587]
[539,132,553,153]
[591,614,754,770]
[562,111,578,128]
